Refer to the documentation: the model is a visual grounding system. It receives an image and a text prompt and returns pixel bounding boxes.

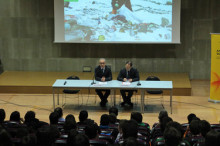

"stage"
[0,71,191,96]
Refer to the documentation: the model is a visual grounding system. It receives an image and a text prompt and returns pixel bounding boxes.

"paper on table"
[98,82,107,85]
[121,82,131,86]
[92,82,107,86]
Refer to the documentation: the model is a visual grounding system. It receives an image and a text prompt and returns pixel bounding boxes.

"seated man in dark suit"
[117,61,139,107]
[95,58,112,107]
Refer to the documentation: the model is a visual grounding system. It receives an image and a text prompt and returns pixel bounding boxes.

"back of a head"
[0,109,6,123]
[122,120,138,139]
[24,111,35,123]
[79,110,88,123]
[85,124,98,139]
[164,127,181,146]
[199,120,211,137]
[205,130,220,146]
[73,134,90,146]
[54,107,63,119]
[166,121,184,138]
[109,107,118,116]
[109,113,117,124]
[189,120,200,135]
[10,111,20,122]
[100,114,110,126]
[123,137,138,146]
[159,110,168,124]
[64,114,76,131]
[49,112,59,125]
[187,113,196,124]
[130,112,142,124]
[160,116,173,133]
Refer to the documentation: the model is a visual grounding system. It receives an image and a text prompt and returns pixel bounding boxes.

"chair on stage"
[145,76,164,109]
[62,76,82,107]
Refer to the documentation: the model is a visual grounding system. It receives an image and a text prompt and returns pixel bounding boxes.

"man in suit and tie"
[117,61,139,107]
[95,58,112,107]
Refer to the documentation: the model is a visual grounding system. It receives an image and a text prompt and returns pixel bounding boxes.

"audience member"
[54,107,65,122]
[199,120,211,137]
[109,107,119,122]
[63,114,76,133]
[164,127,181,146]
[85,124,99,139]
[109,113,117,124]
[73,134,90,146]
[24,111,40,131]
[10,111,22,123]
[187,113,197,124]
[49,112,59,125]
[67,129,78,146]
[205,130,220,146]
[130,112,149,129]
[0,109,5,123]
[100,114,110,129]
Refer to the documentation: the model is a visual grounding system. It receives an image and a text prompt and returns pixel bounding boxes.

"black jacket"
[95,66,112,81]
[117,67,139,82]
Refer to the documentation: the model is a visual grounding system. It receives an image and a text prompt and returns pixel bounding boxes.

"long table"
[52,80,173,113]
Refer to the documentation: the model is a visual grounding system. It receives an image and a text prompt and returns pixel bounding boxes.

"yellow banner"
[210,34,220,101]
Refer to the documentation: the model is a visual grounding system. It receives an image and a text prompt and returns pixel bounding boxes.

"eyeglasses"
[100,62,105,64]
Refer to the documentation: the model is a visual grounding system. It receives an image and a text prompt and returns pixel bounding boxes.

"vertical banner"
[210,34,220,102]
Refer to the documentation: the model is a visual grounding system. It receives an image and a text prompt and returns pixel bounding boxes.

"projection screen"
[54,0,181,43]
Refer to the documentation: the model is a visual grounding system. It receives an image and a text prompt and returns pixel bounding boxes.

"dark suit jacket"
[95,66,112,81]
[117,67,139,82]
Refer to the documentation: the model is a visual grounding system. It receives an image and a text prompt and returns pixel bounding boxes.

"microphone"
[91,74,96,85]
[64,81,67,85]
[137,80,141,86]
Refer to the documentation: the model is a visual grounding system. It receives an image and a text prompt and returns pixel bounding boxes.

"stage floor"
[0,80,218,127]
[0,71,191,96]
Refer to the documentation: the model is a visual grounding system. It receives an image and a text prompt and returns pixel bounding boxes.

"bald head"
[99,58,106,68]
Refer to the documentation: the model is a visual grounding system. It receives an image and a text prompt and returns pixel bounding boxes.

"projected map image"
[64,0,172,43]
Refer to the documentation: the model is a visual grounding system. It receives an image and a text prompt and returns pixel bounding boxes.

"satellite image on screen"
[64,0,172,43]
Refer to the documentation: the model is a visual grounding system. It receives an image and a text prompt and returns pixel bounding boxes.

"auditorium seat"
[89,139,109,146]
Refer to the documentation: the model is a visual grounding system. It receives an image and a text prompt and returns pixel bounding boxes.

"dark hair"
[0,109,6,123]
[159,110,168,124]
[84,124,98,139]
[166,121,184,138]
[164,127,181,146]
[100,114,110,126]
[109,113,117,124]
[126,61,132,67]
[54,107,63,118]
[187,113,196,124]
[37,126,59,145]
[160,116,173,133]
[189,120,200,135]
[64,114,76,132]
[24,111,36,123]
[205,130,220,146]
[79,110,88,122]
[10,111,20,122]
[109,107,118,116]
[49,112,59,125]
[122,120,138,139]
[130,112,142,123]
[123,137,138,146]
[199,120,211,137]
[67,129,78,146]
[73,134,90,146]
[0,129,13,146]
